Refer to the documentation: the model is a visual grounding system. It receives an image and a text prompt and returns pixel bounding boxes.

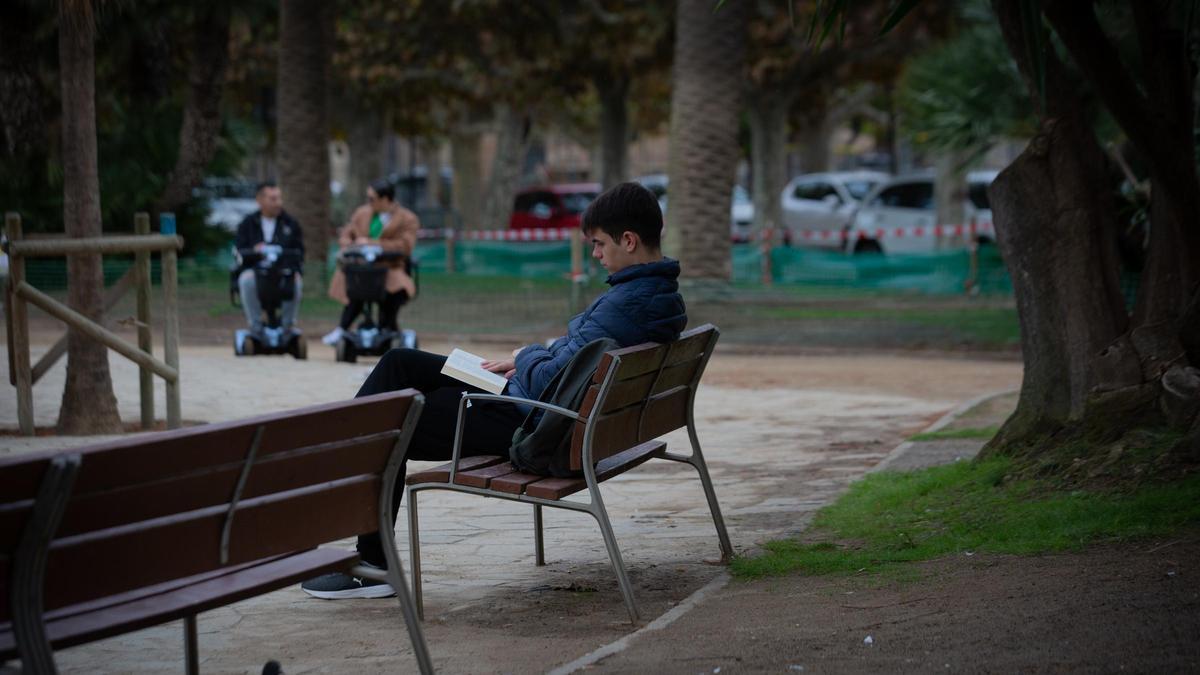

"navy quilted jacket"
[508,258,687,401]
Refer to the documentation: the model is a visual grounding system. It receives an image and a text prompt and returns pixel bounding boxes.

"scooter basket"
[255,265,296,306]
[344,263,388,302]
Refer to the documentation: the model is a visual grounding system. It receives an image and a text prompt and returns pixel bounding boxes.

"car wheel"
[853,239,883,255]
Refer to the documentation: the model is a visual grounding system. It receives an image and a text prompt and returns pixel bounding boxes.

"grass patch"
[732,456,1200,580]
[909,426,999,442]
[752,305,1020,345]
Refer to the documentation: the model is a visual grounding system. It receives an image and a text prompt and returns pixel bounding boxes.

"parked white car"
[780,171,890,248]
[846,170,997,254]
[635,174,755,242]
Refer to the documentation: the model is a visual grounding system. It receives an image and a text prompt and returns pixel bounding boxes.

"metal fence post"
[134,213,154,429]
[6,212,34,435]
[162,245,181,428]
[445,228,456,274]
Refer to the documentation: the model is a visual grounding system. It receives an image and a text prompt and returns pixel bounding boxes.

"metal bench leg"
[688,425,734,561]
[406,486,424,620]
[382,499,433,675]
[534,504,545,566]
[184,615,199,675]
[589,503,639,624]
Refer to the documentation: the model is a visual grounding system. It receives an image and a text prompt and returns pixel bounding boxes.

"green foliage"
[897,14,1034,155]
[732,457,1200,580]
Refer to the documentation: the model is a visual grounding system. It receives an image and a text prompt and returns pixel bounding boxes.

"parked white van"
[846,170,997,254]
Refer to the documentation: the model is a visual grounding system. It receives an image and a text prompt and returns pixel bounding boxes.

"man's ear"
[621,230,640,252]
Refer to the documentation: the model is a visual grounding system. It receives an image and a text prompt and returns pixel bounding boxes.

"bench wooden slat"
[523,441,667,500]
[593,343,667,383]
[579,355,704,418]
[42,475,381,612]
[453,461,521,488]
[488,471,546,495]
[405,455,506,485]
[0,548,358,659]
[570,385,691,471]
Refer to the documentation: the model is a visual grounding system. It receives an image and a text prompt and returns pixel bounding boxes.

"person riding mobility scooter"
[230,182,307,359]
[329,244,417,363]
[231,244,308,359]
[323,178,420,363]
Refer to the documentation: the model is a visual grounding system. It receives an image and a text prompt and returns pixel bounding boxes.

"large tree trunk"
[747,92,788,245]
[596,75,630,190]
[154,2,233,214]
[663,0,748,283]
[479,103,530,231]
[344,103,386,211]
[278,0,331,265]
[984,0,1143,452]
[933,150,968,232]
[451,125,484,229]
[57,2,122,434]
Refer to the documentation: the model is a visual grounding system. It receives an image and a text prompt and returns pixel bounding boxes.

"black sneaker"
[301,563,394,599]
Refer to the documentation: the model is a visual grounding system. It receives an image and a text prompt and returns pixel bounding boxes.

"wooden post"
[162,247,181,428]
[134,213,154,429]
[760,227,774,286]
[6,212,34,435]
[444,228,456,274]
[569,228,583,280]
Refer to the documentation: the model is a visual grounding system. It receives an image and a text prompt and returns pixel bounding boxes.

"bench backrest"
[570,324,718,471]
[0,390,421,620]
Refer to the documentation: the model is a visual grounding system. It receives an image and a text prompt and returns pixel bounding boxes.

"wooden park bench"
[0,391,433,675]
[405,323,733,623]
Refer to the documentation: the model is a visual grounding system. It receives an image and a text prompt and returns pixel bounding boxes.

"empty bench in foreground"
[0,391,432,675]
[406,323,733,623]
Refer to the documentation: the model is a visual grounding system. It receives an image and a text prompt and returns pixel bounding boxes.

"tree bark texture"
[154,2,233,214]
[479,104,530,231]
[663,0,747,281]
[344,104,386,211]
[0,2,46,158]
[1040,0,1200,374]
[596,75,630,190]
[747,92,788,242]
[451,126,484,229]
[57,3,122,434]
[278,0,332,264]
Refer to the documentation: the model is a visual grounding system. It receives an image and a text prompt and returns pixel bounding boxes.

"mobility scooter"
[332,244,417,363]
[231,243,307,359]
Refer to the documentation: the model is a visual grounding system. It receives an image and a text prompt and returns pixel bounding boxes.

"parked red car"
[508,183,601,230]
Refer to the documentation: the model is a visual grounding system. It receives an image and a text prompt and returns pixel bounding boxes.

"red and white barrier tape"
[417,227,575,241]
[779,222,993,242]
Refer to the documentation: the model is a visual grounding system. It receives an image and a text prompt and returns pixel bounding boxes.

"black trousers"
[339,291,408,331]
[356,348,525,567]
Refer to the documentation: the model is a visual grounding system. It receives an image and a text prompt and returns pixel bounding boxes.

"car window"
[559,191,598,215]
[793,182,838,202]
[968,183,991,210]
[843,180,879,201]
[872,182,933,209]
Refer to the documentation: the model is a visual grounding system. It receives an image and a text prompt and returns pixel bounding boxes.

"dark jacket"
[508,258,687,400]
[234,210,305,273]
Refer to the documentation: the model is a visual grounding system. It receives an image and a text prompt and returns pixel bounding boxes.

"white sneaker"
[321,327,344,345]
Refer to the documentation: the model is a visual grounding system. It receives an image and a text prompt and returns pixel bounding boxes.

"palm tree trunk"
[154,2,233,214]
[57,1,121,434]
[278,0,332,266]
[663,0,748,283]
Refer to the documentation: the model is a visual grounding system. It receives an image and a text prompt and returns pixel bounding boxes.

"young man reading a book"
[302,181,687,599]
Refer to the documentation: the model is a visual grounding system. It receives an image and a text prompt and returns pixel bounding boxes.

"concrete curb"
[548,572,731,675]
[871,388,1017,473]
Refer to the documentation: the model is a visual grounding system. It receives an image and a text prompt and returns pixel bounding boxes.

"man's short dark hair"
[580,182,663,249]
[256,181,277,195]
[370,178,395,202]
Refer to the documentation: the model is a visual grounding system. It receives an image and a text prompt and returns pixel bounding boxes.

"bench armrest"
[447,393,579,482]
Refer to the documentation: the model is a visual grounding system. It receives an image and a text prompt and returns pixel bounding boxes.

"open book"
[440,348,509,395]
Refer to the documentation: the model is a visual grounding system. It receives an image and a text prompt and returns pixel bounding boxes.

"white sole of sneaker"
[301,584,395,600]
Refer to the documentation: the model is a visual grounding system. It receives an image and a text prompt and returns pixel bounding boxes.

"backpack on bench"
[509,337,620,477]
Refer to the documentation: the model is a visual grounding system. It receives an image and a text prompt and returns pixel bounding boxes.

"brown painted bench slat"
[405,324,733,624]
[0,390,434,674]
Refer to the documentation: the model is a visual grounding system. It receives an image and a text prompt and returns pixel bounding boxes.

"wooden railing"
[4,212,183,435]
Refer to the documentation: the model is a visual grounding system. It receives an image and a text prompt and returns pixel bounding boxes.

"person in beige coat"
[322,179,420,345]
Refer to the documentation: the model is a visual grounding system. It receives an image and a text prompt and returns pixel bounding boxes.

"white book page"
[441,348,508,395]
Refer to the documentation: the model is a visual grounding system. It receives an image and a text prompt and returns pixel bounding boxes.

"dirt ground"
[11,335,1196,673]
